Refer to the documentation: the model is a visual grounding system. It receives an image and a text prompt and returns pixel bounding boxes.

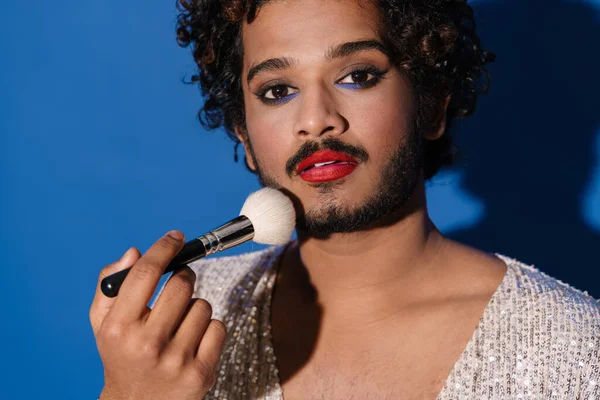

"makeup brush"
[100,188,296,297]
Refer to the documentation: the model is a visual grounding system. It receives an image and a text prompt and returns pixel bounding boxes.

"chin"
[301,179,370,208]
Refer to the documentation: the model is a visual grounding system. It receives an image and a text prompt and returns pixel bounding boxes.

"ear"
[423,95,452,141]
[234,125,257,171]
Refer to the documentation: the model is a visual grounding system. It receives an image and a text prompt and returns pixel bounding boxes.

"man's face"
[239,0,422,238]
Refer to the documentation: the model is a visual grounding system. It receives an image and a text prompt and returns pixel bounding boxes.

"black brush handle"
[100,238,207,298]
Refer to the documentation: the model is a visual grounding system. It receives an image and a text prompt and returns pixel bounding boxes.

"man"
[90,0,600,398]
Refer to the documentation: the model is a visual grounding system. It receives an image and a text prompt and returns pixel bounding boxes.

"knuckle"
[137,335,164,359]
[131,263,159,281]
[161,351,186,373]
[193,358,216,386]
[89,308,99,330]
[172,266,196,286]
[192,299,213,320]
[178,266,197,282]
[210,319,227,339]
[157,235,181,252]
[98,322,126,344]
[169,274,195,296]
[203,372,217,391]
[88,304,96,320]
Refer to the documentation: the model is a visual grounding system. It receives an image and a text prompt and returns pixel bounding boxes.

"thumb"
[89,247,141,336]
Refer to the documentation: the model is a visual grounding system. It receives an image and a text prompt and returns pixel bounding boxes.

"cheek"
[245,105,293,177]
[349,81,415,153]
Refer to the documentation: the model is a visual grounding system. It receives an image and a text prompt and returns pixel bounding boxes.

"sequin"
[156,246,600,399]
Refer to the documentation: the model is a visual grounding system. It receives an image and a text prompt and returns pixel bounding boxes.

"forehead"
[241,0,382,64]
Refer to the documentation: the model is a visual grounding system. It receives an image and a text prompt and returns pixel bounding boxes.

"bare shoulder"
[437,241,600,397]
[440,237,600,329]
[436,238,509,297]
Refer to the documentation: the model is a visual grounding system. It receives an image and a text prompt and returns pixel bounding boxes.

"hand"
[89,231,227,400]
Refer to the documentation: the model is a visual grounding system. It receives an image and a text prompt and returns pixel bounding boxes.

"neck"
[284,184,445,331]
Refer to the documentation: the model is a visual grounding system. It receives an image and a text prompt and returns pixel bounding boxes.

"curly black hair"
[176,0,495,179]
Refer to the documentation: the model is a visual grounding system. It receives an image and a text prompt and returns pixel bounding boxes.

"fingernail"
[167,230,184,241]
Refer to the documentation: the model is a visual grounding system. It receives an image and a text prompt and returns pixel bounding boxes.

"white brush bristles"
[239,188,296,245]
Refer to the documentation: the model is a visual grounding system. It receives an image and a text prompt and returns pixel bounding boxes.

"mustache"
[285,138,370,177]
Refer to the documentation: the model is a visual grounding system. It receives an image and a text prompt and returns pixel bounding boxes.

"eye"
[338,70,372,84]
[256,84,299,105]
[336,67,387,89]
[264,85,298,99]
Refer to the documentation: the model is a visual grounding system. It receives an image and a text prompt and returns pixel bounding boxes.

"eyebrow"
[246,40,389,85]
[325,40,389,60]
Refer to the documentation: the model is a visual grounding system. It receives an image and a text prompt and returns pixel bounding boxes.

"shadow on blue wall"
[447,0,600,297]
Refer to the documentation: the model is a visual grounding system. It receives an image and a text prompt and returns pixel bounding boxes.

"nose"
[292,86,348,139]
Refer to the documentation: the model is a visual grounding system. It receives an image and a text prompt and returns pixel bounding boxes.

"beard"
[243,130,423,239]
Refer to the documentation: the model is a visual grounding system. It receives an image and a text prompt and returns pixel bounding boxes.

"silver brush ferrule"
[198,215,254,256]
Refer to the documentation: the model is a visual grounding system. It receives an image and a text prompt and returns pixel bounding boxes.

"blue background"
[1,0,598,398]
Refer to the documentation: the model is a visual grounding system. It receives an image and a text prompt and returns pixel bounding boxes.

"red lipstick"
[296,149,358,183]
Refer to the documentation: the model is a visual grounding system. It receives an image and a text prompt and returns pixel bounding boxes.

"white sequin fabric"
[172,244,600,399]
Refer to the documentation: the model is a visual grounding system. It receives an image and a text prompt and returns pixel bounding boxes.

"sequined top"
[181,244,600,399]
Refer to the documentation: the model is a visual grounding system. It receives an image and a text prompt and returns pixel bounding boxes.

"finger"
[145,266,198,341]
[195,320,227,370]
[111,230,186,323]
[170,299,213,359]
[89,247,141,336]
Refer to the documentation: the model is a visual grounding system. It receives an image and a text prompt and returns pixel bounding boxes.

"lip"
[296,149,358,183]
